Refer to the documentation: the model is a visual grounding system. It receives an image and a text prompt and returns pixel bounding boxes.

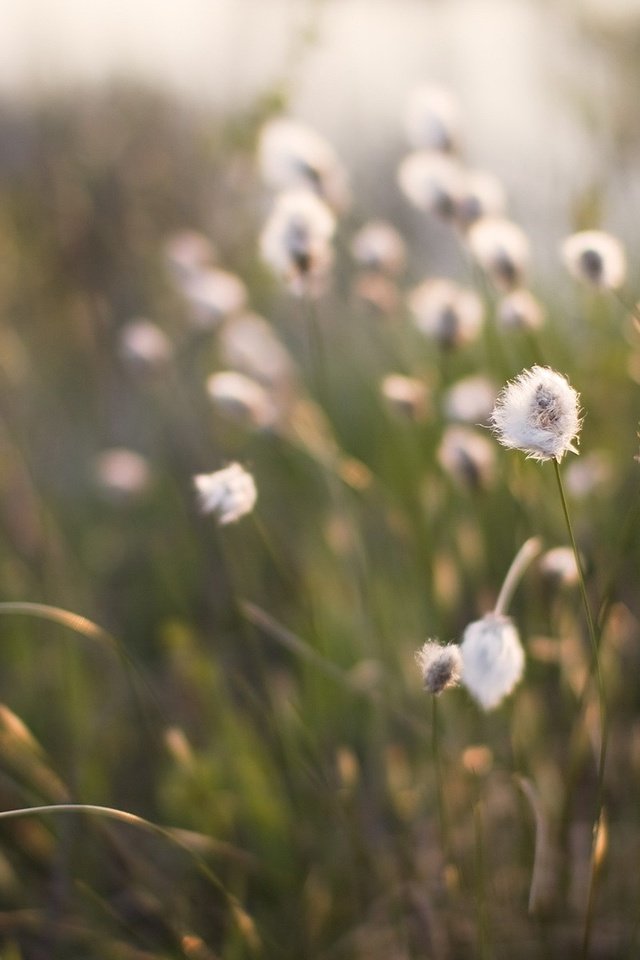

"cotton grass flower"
[496,289,545,332]
[466,216,530,291]
[260,189,336,298]
[455,168,506,229]
[206,371,278,430]
[397,151,464,221]
[415,641,463,695]
[350,220,406,276]
[460,614,525,710]
[93,448,151,501]
[490,365,582,462]
[179,268,247,328]
[560,229,627,290]
[404,83,461,153]
[381,374,429,421]
[119,318,173,371]
[437,425,496,491]
[194,463,257,525]
[443,375,497,424]
[258,116,350,211]
[164,229,216,283]
[408,278,483,349]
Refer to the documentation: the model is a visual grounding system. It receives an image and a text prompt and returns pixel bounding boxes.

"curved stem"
[493,536,543,618]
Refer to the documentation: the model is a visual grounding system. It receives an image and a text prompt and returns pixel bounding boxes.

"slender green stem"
[552,459,607,959]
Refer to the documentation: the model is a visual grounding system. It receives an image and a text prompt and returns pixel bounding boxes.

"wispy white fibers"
[415,641,463,695]
[490,366,582,462]
[194,463,257,525]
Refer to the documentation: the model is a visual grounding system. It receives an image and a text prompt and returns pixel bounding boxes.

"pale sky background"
[0,0,638,269]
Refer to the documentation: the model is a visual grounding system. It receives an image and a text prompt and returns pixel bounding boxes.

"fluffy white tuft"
[460,614,525,711]
[490,365,582,462]
[194,463,257,525]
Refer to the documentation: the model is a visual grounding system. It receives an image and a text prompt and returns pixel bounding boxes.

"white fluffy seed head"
[460,614,525,711]
[194,463,257,525]
[539,546,580,586]
[350,220,407,276]
[119,319,173,370]
[466,216,530,291]
[437,425,497,491]
[490,365,582,462]
[560,230,627,290]
[415,641,463,694]
[206,371,278,430]
[408,278,484,349]
[397,151,465,221]
[260,189,336,298]
[179,268,247,328]
[496,289,545,332]
[443,375,498,425]
[404,83,461,153]
[257,117,350,211]
[381,374,429,421]
[455,168,507,229]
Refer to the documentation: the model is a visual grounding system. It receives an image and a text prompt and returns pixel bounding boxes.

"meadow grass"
[0,79,638,960]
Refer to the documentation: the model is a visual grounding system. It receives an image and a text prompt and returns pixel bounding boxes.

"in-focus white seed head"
[257,116,350,211]
[560,230,627,290]
[404,83,461,153]
[206,371,278,430]
[415,641,463,694]
[397,150,464,221]
[260,188,336,298]
[194,463,257,525]
[466,216,530,291]
[438,425,497,491]
[408,278,484,349]
[490,365,582,462]
[460,614,525,710]
[350,220,407,277]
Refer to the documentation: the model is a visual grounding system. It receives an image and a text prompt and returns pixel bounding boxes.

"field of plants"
[0,11,640,957]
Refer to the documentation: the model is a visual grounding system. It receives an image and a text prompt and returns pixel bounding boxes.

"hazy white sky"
[0,0,632,257]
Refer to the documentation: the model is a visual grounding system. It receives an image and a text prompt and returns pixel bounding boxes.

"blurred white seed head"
[353,273,400,314]
[438,425,497,491]
[539,546,580,586]
[443,375,498,424]
[260,188,336,298]
[206,371,278,430]
[455,168,507,229]
[408,278,484,349]
[415,641,463,694]
[93,448,151,501]
[564,450,612,498]
[194,463,257,525]
[164,229,216,284]
[560,229,627,290]
[381,373,430,421]
[350,220,407,276]
[466,216,530,291]
[461,613,525,711]
[180,268,247,328]
[491,365,582,462]
[404,83,461,153]
[119,318,173,371]
[219,312,296,396]
[496,289,545,332]
[397,151,464,221]
[258,116,350,211]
